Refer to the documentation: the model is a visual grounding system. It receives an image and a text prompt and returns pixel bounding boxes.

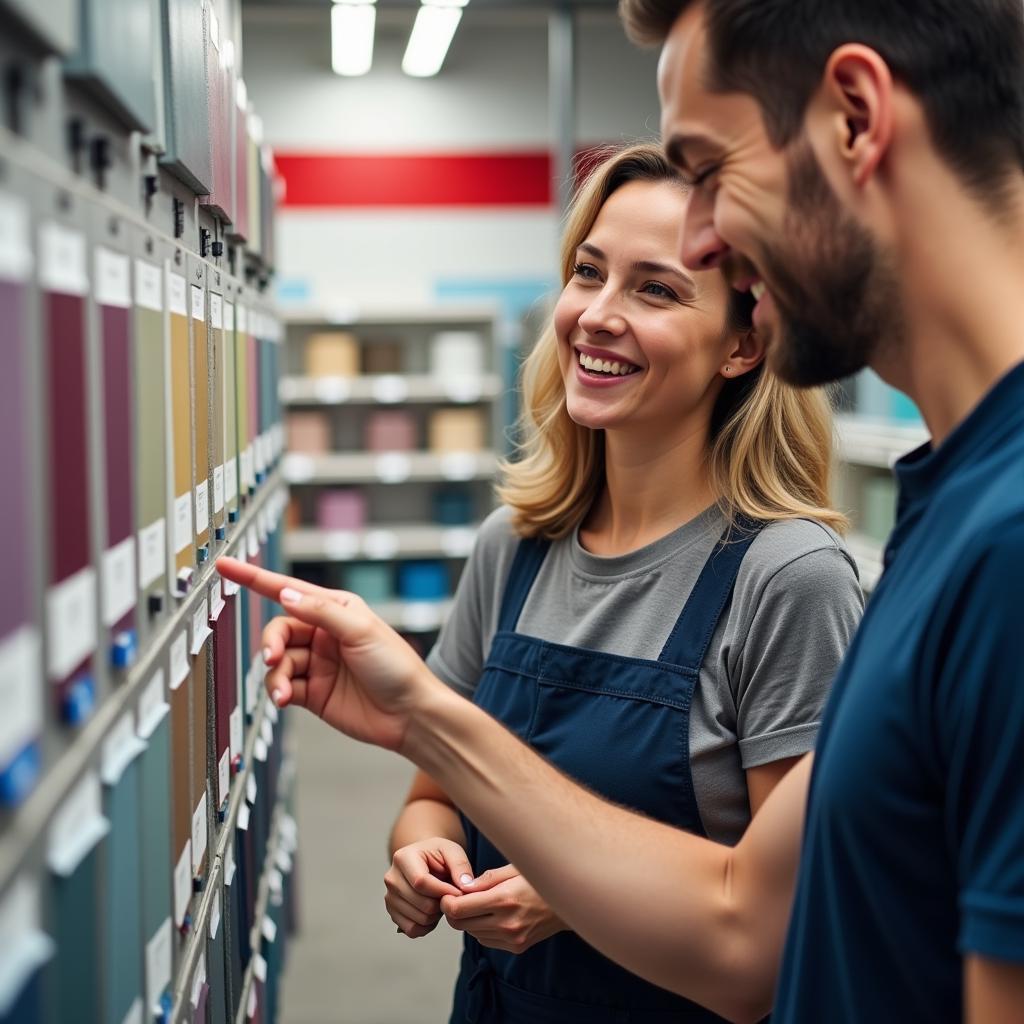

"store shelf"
[282,305,499,328]
[836,415,928,469]
[282,450,499,485]
[280,373,503,406]
[846,532,885,592]
[0,474,287,894]
[286,524,479,562]
[373,599,455,633]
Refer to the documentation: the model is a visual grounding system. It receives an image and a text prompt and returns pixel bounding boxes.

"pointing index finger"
[216,556,325,606]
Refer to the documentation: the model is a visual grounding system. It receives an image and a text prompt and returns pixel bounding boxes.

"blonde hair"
[498,142,847,539]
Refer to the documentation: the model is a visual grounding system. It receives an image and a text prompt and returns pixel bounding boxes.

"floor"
[278,711,463,1023]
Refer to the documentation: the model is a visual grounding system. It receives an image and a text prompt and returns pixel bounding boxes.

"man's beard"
[761,139,902,388]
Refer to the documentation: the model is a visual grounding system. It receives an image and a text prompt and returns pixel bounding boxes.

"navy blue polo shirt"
[775,361,1024,1023]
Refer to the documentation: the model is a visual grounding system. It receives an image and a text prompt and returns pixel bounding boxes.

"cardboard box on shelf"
[428,408,486,453]
[305,332,359,378]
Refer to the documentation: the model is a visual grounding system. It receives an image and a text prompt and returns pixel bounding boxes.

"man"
[220,1,1024,1020]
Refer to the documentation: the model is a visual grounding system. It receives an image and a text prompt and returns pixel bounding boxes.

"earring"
[723,365,732,374]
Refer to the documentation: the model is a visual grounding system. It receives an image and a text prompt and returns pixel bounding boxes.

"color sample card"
[100,712,146,1024]
[223,299,239,521]
[235,304,251,496]
[190,640,210,882]
[169,631,192,921]
[133,254,168,630]
[0,877,54,1024]
[0,191,42,796]
[192,279,211,556]
[168,265,194,590]
[212,592,237,810]
[210,289,226,538]
[40,219,97,700]
[46,772,109,1024]
[96,246,138,655]
[137,670,173,1017]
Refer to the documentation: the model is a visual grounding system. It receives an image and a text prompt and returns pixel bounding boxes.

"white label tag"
[191,284,204,322]
[102,536,137,627]
[137,670,168,739]
[0,626,42,765]
[174,843,191,924]
[372,375,409,404]
[230,707,243,759]
[238,305,247,333]
[237,803,251,831]
[264,700,278,725]
[254,435,266,474]
[191,600,212,654]
[375,453,412,484]
[217,749,229,807]
[210,293,223,329]
[260,716,273,749]
[363,529,399,561]
[0,191,32,282]
[225,301,235,332]
[241,448,254,489]
[48,772,110,877]
[247,527,259,559]
[261,916,277,943]
[138,518,166,589]
[209,579,225,621]
[195,481,210,537]
[440,452,478,481]
[168,271,187,316]
[247,773,258,806]
[253,953,267,983]
[224,578,241,597]
[145,918,172,1013]
[224,843,236,887]
[276,848,293,875]
[247,983,257,1019]
[209,894,221,940]
[191,793,208,871]
[225,458,238,503]
[120,996,143,1024]
[134,259,162,312]
[213,465,224,514]
[95,247,131,308]
[170,632,189,690]
[312,376,350,404]
[39,222,87,295]
[190,952,206,1009]
[253,737,268,763]
[101,711,145,785]
[174,492,193,554]
[46,566,97,680]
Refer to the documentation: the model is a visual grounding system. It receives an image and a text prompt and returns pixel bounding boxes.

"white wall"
[242,6,661,313]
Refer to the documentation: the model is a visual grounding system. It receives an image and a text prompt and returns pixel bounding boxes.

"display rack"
[835,407,928,593]
[280,307,505,647]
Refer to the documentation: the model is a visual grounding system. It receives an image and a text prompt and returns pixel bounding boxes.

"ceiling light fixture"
[402,0,467,78]
[331,0,377,77]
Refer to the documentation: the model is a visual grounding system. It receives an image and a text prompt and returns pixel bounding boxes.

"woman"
[383,144,863,1023]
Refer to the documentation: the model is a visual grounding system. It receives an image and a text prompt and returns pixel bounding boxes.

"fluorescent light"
[402,5,463,77]
[332,3,376,76]
[423,0,469,6]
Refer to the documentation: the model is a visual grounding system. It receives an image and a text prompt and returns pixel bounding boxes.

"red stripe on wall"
[275,152,555,207]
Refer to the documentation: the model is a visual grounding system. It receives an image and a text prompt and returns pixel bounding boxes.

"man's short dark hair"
[620,0,1024,206]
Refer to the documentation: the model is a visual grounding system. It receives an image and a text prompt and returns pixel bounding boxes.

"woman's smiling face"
[554,179,738,440]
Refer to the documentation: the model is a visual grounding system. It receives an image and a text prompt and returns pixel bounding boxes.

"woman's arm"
[389,769,466,855]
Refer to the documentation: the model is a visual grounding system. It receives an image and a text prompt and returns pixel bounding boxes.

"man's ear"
[818,43,894,188]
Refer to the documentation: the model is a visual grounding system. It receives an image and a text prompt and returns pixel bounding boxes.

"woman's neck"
[580,424,717,556]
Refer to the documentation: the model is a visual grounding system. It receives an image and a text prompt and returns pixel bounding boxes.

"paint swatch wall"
[0,0,295,1021]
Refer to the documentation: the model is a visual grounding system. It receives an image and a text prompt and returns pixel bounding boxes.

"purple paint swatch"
[101,305,134,547]
[0,279,31,638]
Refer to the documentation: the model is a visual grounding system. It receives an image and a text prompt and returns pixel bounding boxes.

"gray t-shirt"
[427,504,864,844]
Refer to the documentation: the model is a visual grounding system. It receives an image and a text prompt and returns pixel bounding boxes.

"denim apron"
[449,521,762,1023]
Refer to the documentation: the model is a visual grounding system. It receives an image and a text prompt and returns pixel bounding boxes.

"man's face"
[657,4,899,386]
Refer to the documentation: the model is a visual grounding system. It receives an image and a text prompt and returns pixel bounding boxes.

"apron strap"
[495,536,551,634]
[657,516,764,670]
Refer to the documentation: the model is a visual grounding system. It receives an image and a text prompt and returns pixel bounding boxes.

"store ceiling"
[243,0,620,8]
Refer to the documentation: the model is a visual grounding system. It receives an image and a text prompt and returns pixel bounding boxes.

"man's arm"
[966,957,1024,1023]
[409,685,811,1024]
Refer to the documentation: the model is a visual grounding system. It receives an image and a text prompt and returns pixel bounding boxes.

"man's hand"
[216,557,445,752]
[442,864,566,954]
[385,838,474,939]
